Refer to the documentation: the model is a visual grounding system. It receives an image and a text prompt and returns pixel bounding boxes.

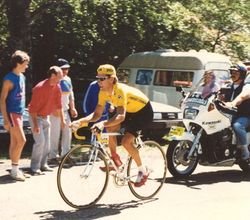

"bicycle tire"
[57,144,109,209]
[127,140,167,199]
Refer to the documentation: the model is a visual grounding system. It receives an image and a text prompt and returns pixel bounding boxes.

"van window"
[154,70,194,87]
[135,70,153,85]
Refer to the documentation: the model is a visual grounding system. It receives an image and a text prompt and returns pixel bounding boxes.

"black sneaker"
[48,158,59,166]
[41,165,53,172]
[31,169,45,176]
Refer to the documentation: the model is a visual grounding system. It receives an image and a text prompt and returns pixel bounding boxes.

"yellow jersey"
[98,83,149,113]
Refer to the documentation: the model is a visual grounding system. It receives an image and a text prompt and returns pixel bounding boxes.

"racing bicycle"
[57,126,167,209]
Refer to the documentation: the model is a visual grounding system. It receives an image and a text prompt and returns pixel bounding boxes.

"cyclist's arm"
[77,104,104,124]
[103,105,126,128]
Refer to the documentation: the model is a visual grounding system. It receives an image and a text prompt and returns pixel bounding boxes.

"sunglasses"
[96,76,110,81]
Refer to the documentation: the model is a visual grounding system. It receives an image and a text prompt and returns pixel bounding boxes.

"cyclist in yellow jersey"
[72,64,153,187]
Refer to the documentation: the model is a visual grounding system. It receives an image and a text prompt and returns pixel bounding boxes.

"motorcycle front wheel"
[167,140,198,178]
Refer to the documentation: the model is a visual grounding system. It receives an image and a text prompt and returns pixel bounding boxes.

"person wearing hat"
[48,58,78,164]
[71,64,154,187]
[224,64,250,162]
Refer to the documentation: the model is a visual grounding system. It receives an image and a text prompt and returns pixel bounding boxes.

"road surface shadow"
[0,167,32,184]
[35,198,157,220]
[165,169,250,189]
[0,173,18,184]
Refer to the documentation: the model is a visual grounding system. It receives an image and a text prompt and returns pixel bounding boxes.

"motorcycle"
[166,87,250,178]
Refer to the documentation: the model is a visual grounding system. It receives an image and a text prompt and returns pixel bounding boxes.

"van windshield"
[135,69,153,85]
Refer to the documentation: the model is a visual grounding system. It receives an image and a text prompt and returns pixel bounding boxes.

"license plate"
[163,126,185,141]
[168,126,185,136]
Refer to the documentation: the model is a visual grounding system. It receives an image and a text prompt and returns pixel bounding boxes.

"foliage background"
[0,0,249,100]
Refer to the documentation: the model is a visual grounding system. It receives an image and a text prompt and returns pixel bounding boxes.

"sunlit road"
[0,158,250,220]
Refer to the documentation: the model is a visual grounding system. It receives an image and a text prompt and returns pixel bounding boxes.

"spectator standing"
[0,50,30,181]
[48,59,78,164]
[29,66,65,175]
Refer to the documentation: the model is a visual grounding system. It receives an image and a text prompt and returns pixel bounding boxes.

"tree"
[5,0,31,53]
[0,0,249,84]
[176,0,250,61]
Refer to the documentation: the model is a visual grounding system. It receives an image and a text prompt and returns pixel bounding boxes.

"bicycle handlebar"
[73,129,86,140]
[72,122,88,140]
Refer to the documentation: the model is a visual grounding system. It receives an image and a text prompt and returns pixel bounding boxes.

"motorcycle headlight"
[184,108,198,119]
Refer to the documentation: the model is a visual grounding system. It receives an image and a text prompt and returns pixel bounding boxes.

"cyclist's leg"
[106,124,122,166]
[106,124,120,154]
[121,133,141,166]
[121,132,149,187]
[127,140,167,199]
[122,103,153,186]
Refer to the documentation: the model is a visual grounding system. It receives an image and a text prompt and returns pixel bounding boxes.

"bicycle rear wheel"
[128,140,167,199]
[57,144,109,209]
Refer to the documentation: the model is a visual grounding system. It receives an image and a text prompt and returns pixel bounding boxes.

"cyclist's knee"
[121,135,134,147]
[106,125,120,132]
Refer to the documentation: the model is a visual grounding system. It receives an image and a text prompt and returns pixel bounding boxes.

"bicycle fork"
[80,147,99,179]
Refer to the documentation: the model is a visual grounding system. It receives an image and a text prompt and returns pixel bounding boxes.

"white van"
[118,49,231,107]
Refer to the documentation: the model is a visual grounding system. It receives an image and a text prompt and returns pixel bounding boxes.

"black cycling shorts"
[121,102,153,137]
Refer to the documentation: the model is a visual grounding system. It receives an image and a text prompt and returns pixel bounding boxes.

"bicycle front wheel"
[57,144,109,209]
[128,140,167,199]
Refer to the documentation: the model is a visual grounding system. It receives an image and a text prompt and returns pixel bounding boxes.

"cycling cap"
[97,64,116,76]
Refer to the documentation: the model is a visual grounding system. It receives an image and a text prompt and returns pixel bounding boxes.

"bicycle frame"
[86,131,140,185]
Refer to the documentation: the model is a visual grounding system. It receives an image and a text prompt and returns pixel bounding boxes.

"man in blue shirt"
[83,80,110,121]
[0,50,30,181]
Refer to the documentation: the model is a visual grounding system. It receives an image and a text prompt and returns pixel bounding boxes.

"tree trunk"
[5,0,31,52]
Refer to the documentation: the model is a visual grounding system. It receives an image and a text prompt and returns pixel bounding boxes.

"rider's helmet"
[229,63,248,80]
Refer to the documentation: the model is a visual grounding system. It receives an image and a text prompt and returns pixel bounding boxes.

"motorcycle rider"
[224,64,250,162]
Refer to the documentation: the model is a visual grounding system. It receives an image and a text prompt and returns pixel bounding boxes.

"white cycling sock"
[138,166,146,174]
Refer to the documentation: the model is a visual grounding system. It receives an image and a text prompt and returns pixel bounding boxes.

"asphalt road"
[0,157,250,220]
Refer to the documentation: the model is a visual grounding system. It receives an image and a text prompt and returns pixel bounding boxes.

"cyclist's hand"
[70,120,81,132]
[91,121,105,134]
